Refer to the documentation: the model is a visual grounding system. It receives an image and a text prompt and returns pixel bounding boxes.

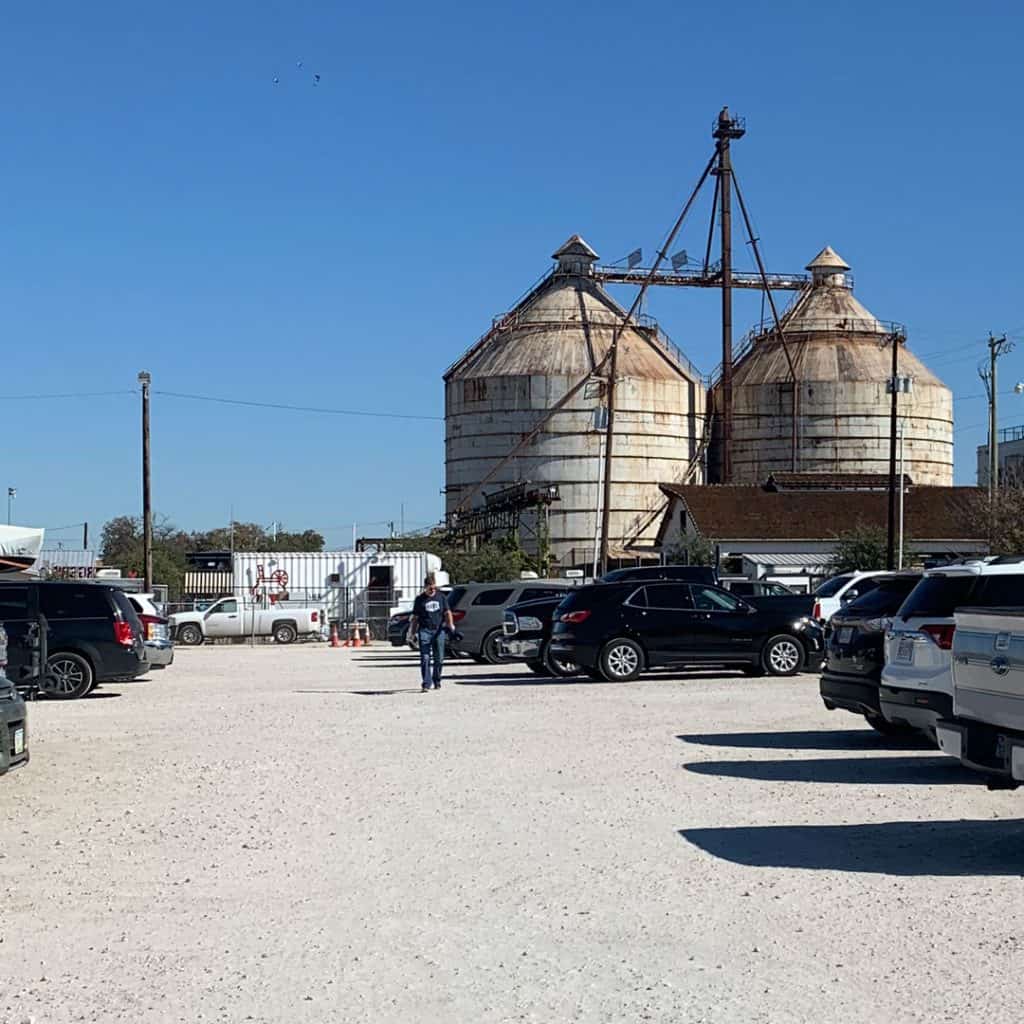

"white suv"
[880,560,1024,737]
[812,571,890,622]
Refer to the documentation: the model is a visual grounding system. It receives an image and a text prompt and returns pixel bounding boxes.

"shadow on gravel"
[452,675,593,686]
[684,755,978,785]
[681,818,1024,875]
[83,691,121,700]
[679,729,932,752]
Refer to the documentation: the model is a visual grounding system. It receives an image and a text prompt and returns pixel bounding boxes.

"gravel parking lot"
[3,643,1023,1023]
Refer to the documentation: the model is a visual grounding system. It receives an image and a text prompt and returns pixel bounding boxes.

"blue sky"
[3,1,1022,550]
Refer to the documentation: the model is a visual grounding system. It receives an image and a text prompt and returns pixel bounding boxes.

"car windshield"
[898,574,977,619]
[842,578,920,617]
[814,574,854,598]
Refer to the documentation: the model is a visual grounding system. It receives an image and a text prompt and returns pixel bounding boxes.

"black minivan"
[0,581,147,699]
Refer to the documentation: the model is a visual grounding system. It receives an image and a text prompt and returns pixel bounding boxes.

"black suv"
[600,566,717,585]
[819,571,922,735]
[0,581,147,699]
[550,581,821,681]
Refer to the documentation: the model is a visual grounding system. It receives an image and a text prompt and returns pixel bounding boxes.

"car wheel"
[45,652,94,700]
[543,643,579,678]
[762,635,803,677]
[526,660,552,677]
[274,623,297,644]
[481,630,504,665]
[178,624,204,646]
[598,638,643,682]
[864,714,921,737]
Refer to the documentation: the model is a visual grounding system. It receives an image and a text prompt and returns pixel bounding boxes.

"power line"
[6,390,136,401]
[153,390,443,422]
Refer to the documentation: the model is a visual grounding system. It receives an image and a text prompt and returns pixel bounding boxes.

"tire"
[526,660,552,677]
[274,623,298,645]
[178,624,204,646]
[481,630,504,665]
[762,635,803,677]
[45,652,94,700]
[598,638,644,682]
[864,714,921,737]
[542,642,579,678]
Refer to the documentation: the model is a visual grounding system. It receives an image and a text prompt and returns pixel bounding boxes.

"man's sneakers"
[421,682,443,691]
[421,685,431,692]
[433,681,442,690]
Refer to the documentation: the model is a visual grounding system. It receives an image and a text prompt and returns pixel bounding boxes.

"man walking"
[410,574,454,691]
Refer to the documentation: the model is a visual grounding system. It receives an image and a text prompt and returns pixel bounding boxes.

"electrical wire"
[7,390,136,401]
[153,390,443,422]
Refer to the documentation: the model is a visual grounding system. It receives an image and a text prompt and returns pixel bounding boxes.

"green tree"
[664,534,716,567]
[827,524,889,574]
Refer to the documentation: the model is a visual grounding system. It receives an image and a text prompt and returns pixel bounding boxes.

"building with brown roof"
[656,480,987,587]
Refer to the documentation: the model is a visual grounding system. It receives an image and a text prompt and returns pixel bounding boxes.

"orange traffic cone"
[353,625,363,649]
[330,624,341,648]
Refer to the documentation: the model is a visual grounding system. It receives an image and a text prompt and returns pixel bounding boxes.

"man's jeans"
[418,629,446,687]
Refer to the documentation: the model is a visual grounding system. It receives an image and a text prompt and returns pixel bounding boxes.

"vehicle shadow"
[452,675,593,686]
[684,755,978,785]
[679,729,933,752]
[680,818,1024,875]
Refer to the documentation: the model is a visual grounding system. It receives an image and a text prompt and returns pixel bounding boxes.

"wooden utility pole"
[139,371,153,591]
[987,334,1011,497]
[885,333,906,571]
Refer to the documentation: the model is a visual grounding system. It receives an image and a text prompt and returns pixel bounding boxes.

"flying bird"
[313,73,320,85]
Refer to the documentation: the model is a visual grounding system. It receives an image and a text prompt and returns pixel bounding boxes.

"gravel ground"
[2,643,1023,1024]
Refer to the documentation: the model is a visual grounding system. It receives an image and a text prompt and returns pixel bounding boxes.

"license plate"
[896,637,914,664]
[12,727,24,756]
[838,626,853,644]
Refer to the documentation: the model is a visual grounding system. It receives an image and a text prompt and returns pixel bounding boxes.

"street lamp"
[7,487,15,525]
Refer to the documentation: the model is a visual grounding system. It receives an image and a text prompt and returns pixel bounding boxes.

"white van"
[880,560,1024,737]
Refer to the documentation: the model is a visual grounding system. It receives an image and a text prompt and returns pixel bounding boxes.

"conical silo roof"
[445,235,701,383]
[732,246,946,386]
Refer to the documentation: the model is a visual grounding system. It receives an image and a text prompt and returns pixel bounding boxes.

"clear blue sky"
[3,1,1022,550]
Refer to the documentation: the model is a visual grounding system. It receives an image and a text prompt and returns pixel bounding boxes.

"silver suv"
[449,581,573,664]
[880,559,1024,737]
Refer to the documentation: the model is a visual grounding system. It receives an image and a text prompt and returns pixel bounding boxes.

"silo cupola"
[806,245,852,289]
[552,234,599,277]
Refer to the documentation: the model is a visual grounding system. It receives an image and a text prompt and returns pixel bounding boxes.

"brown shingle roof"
[659,484,986,542]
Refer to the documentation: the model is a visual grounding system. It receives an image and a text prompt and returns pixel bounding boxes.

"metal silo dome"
[725,246,953,485]
[445,235,706,566]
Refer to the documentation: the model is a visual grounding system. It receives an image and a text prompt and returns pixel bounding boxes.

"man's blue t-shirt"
[413,591,449,633]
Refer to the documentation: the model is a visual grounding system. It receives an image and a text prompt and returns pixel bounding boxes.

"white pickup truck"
[170,598,323,646]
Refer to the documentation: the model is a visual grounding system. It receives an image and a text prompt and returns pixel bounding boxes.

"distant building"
[656,477,987,590]
[977,425,1024,487]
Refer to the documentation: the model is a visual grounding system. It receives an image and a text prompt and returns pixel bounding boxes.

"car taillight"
[114,621,135,647]
[560,610,591,624]
[921,624,956,650]
[452,609,466,623]
[813,602,822,620]
[311,611,318,623]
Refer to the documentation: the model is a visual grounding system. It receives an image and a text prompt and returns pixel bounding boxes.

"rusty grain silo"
[724,246,953,485]
[445,236,706,565]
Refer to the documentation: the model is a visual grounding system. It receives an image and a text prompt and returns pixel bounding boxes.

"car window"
[692,586,744,612]
[843,578,920,616]
[129,597,143,613]
[520,587,566,602]
[471,588,514,607]
[40,584,112,618]
[644,584,695,610]
[899,575,977,619]
[215,599,238,614]
[973,574,1024,607]
[814,574,854,598]
[768,583,792,595]
[446,587,466,610]
[0,587,30,621]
